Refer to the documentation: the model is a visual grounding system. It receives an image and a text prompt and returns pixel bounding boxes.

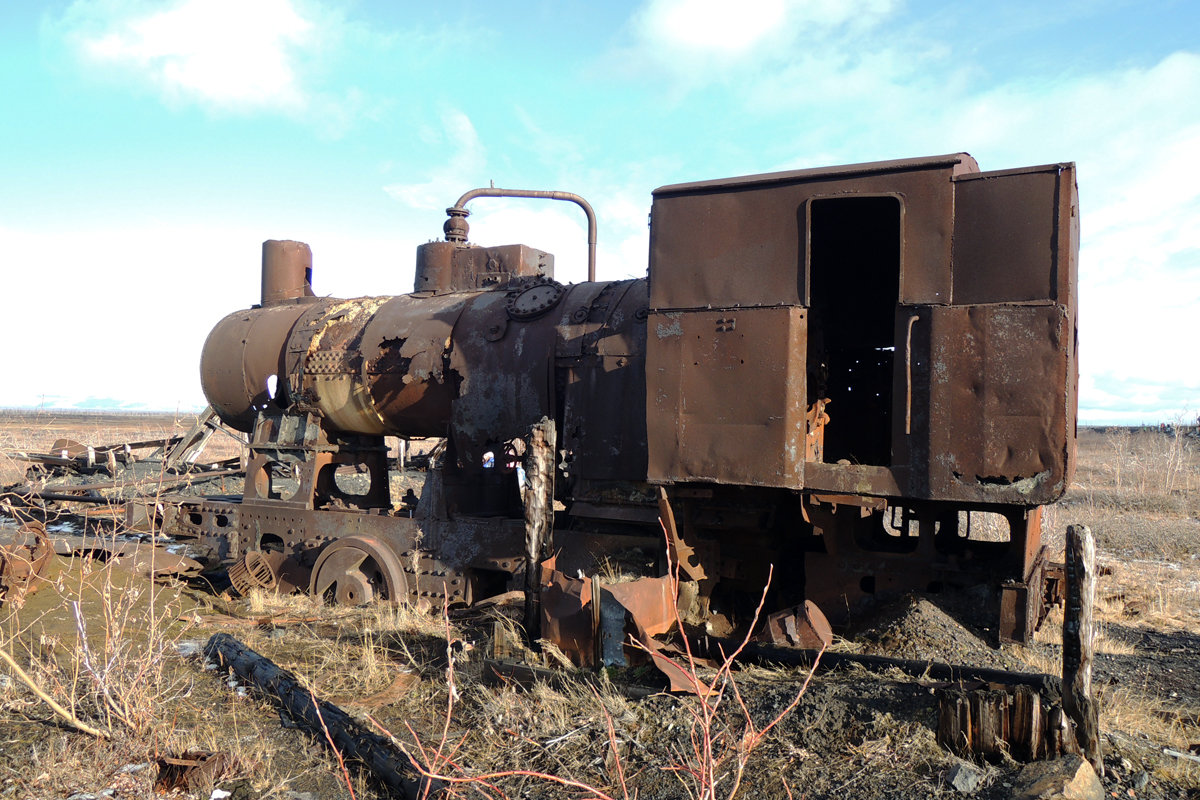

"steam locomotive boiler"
[180,153,1078,648]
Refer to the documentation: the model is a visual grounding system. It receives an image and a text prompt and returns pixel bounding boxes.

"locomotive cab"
[645,153,1078,639]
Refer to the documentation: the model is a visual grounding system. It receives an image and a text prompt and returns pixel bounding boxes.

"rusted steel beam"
[9,491,108,504]
[203,633,436,799]
[163,406,226,470]
[9,436,185,466]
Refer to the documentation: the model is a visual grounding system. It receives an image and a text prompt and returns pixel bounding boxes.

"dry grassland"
[0,412,1196,799]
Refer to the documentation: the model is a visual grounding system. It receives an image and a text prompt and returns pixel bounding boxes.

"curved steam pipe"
[444,188,597,283]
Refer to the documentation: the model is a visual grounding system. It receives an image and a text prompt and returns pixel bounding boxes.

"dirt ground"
[0,413,1197,800]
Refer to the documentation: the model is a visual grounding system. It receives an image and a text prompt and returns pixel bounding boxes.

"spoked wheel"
[309,535,408,605]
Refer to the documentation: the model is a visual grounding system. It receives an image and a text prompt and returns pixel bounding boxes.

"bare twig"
[595,687,630,799]
[71,600,134,731]
[310,688,357,800]
[0,646,109,739]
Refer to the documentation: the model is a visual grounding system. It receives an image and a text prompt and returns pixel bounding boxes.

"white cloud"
[63,0,317,111]
[383,109,486,211]
[633,0,790,56]
[625,0,897,83]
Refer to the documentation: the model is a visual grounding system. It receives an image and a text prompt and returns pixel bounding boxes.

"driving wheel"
[309,535,408,605]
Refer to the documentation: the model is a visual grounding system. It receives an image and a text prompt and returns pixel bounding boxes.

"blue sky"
[1,0,1197,425]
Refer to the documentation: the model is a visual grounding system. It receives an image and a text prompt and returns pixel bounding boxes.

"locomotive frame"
[166,153,1078,653]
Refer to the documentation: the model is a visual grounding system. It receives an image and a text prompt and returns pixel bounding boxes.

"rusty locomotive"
[177,153,1077,651]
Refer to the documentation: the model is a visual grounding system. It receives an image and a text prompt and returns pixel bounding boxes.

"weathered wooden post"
[1063,523,1102,775]
[523,417,556,645]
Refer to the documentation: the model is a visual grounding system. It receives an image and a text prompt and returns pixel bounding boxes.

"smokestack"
[261,240,313,307]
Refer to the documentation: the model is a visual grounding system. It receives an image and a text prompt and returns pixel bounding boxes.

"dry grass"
[1,416,1199,796]
[1044,426,1200,560]
[1039,427,1200,635]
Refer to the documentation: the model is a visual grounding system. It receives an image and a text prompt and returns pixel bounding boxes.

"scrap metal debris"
[155,751,229,793]
[0,410,244,585]
[0,521,52,608]
[761,601,834,650]
[538,557,676,670]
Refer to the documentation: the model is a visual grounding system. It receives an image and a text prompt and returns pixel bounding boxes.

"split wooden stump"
[937,523,1102,770]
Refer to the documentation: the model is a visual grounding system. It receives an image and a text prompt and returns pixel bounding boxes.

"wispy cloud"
[383,109,486,211]
[621,0,897,87]
[633,0,791,57]
[62,0,317,111]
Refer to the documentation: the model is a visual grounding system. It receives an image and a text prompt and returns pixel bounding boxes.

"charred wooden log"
[203,633,438,798]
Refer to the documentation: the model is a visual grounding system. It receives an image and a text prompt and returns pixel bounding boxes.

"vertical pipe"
[905,314,920,435]
[448,188,598,282]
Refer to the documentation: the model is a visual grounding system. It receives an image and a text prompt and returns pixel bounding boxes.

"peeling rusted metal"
[539,558,597,666]
[538,558,677,668]
[762,600,833,649]
[642,637,717,696]
[155,751,229,793]
[657,487,705,582]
